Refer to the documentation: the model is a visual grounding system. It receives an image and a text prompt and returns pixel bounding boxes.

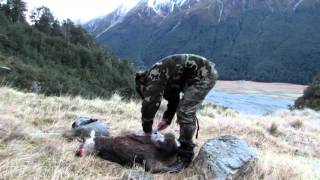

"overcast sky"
[25,0,139,23]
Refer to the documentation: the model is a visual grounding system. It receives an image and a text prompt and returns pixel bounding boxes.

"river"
[206,81,307,115]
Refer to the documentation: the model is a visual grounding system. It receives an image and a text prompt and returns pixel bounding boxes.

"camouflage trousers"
[176,68,216,160]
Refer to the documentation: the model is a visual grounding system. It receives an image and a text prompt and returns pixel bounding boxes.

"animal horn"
[90,130,96,138]
[76,137,84,143]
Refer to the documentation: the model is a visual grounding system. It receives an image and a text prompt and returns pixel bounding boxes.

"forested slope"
[0,1,135,98]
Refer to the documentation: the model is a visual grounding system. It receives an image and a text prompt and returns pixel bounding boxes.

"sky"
[24,0,139,23]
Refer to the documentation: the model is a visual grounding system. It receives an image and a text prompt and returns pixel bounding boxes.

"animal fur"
[76,131,179,172]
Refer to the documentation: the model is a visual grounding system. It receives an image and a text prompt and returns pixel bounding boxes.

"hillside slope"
[0,5,135,98]
[0,87,319,179]
[85,0,320,84]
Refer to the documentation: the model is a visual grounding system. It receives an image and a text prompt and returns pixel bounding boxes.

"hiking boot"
[167,156,191,173]
[151,153,192,174]
[165,144,194,173]
[151,142,194,174]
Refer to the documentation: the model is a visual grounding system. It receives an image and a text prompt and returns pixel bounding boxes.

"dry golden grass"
[0,87,319,180]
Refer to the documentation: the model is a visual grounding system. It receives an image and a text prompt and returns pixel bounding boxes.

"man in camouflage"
[135,54,218,173]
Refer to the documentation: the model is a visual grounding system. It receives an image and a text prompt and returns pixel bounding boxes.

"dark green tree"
[51,19,62,36]
[61,19,73,43]
[6,0,27,23]
[30,6,54,34]
[294,74,320,111]
[62,19,92,46]
[0,2,11,21]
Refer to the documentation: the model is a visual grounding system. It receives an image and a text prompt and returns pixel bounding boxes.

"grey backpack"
[71,117,110,139]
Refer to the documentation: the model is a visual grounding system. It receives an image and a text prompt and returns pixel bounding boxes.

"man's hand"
[144,131,152,136]
[157,119,169,131]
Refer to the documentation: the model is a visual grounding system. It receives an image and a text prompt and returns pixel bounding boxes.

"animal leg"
[150,166,172,174]
[144,159,156,172]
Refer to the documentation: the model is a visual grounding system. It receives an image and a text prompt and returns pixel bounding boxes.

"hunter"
[135,54,218,173]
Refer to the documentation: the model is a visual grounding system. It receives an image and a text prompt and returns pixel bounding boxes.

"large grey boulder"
[122,170,153,180]
[192,135,257,180]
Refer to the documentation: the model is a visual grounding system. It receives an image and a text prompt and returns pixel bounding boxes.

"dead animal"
[76,131,179,172]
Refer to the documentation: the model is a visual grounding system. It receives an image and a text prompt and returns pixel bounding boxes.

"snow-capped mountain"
[83,0,320,84]
[85,0,314,37]
[83,5,132,37]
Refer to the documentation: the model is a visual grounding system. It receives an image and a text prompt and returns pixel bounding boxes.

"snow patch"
[146,0,199,15]
[293,0,304,11]
[169,20,181,32]
[96,5,132,38]
[86,20,99,33]
[265,1,274,13]
[217,0,224,23]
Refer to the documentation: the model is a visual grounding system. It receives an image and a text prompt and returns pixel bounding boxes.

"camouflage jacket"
[141,54,218,130]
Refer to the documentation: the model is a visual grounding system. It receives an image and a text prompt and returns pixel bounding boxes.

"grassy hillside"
[0,87,319,179]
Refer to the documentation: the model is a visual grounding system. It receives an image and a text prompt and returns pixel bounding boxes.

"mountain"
[84,0,320,84]
[84,5,132,38]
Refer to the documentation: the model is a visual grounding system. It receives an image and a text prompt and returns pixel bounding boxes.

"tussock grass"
[268,122,279,136]
[0,87,319,179]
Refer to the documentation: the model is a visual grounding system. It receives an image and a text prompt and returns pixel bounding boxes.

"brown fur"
[79,133,178,171]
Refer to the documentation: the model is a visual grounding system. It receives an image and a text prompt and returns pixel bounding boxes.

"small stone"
[122,170,153,180]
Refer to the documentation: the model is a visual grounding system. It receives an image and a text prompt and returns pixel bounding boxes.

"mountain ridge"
[85,0,314,37]
[84,0,320,84]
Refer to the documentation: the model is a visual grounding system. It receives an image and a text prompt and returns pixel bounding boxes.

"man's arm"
[163,92,180,125]
[141,65,167,133]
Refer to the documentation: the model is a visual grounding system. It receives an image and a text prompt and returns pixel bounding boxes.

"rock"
[122,170,153,180]
[192,135,257,180]
[31,81,41,94]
